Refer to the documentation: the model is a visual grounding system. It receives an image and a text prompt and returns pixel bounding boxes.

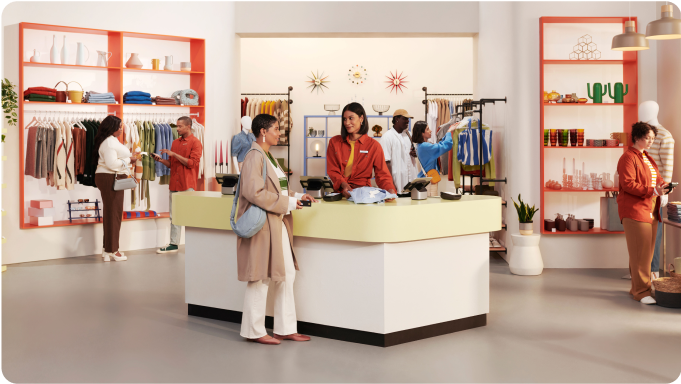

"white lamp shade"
[612,21,649,50]
[646,5,681,40]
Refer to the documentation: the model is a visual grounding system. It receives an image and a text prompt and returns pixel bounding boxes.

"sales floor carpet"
[2,250,680,383]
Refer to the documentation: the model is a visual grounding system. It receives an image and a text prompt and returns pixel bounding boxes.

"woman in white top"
[93,116,140,262]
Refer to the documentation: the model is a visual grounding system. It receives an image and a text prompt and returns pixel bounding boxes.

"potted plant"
[2,78,18,128]
[512,194,539,235]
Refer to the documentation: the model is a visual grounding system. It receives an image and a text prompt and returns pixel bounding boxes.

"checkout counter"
[173,191,501,347]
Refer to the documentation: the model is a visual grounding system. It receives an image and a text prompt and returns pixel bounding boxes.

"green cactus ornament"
[608,82,628,104]
[587,83,607,104]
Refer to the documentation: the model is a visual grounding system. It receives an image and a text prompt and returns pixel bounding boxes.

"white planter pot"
[519,221,533,235]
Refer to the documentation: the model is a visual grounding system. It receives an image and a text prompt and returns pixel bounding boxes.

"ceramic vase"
[519,222,534,235]
[126,53,143,69]
[164,55,173,70]
[50,35,58,64]
[60,36,68,64]
[30,49,41,63]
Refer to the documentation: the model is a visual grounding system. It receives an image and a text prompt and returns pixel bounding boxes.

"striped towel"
[122,210,158,219]
[458,119,493,166]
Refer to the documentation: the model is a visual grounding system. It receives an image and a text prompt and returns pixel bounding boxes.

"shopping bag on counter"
[600,192,623,231]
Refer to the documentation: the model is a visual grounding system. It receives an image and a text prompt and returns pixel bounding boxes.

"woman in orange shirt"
[326,103,396,199]
[617,122,674,305]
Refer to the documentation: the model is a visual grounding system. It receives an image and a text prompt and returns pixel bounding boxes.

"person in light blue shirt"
[412,121,455,196]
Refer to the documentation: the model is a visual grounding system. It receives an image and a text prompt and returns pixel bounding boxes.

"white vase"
[50,35,58,64]
[60,36,68,64]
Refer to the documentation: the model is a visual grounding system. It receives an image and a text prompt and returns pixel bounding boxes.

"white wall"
[656,2,681,265]
[2,2,238,264]
[235,1,479,36]
[240,37,474,190]
[478,1,659,267]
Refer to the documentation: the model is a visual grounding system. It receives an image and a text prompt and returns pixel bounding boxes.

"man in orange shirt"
[152,116,203,253]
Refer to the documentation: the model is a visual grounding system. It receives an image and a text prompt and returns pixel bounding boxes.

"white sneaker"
[102,251,127,262]
[640,296,656,305]
[622,274,631,279]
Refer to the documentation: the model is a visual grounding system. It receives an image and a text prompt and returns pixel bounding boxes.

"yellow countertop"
[172,191,501,243]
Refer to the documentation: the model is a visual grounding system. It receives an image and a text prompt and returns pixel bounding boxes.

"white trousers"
[240,223,297,339]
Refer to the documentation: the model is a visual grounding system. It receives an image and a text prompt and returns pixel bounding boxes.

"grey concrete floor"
[2,249,680,383]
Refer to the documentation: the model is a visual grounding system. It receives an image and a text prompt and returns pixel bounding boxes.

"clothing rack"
[458,98,508,194]
[241,86,293,176]
[421,87,473,120]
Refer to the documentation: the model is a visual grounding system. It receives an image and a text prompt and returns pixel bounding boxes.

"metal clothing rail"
[240,86,293,176]
[421,86,473,120]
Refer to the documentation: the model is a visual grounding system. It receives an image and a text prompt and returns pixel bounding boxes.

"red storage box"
[30,200,53,209]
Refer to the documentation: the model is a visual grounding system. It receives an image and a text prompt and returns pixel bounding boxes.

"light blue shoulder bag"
[230,148,268,238]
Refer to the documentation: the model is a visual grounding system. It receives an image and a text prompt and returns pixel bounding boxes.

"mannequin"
[231,116,256,174]
[639,101,675,279]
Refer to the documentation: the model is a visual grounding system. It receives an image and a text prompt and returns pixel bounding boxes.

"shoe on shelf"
[490,238,502,248]
[157,244,179,254]
[103,251,127,262]
[273,333,311,342]
[640,296,656,305]
[622,274,631,280]
[247,335,281,345]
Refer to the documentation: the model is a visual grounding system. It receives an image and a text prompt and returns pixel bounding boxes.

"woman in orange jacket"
[617,122,675,305]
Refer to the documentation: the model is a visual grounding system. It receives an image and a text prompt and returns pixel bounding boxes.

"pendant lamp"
[612,20,649,50]
[646,4,681,40]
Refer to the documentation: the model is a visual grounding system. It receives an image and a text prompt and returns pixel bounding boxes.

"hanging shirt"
[380,128,418,192]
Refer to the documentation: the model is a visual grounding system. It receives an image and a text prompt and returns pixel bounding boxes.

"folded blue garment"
[124,100,153,105]
[124,91,151,98]
[88,92,115,98]
[347,187,398,204]
[124,96,152,102]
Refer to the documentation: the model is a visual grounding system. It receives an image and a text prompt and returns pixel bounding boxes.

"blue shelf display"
[303,115,412,177]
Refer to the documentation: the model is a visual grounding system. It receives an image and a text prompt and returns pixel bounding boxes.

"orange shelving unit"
[539,17,638,235]
[18,22,206,229]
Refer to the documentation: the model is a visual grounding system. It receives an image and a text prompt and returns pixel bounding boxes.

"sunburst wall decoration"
[385,70,408,94]
[348,65,368,85]
[306,70,330,94]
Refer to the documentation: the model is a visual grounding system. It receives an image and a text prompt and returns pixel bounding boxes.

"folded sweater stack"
[85,91,116,104]
[124,91,152,105]
[154,96,177,105]
[24,87,57,102]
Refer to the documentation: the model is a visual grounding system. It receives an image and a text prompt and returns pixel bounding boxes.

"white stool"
[509,234,543,275]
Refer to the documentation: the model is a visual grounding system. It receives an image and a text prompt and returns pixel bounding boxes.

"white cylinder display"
[509,234,543,275]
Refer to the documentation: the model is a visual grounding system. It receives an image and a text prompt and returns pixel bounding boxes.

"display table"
[509,234,543,276]
[173,191,501,347]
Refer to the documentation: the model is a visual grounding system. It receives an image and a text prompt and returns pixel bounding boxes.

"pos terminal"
[216,174,240,195]
[299,176,335,199]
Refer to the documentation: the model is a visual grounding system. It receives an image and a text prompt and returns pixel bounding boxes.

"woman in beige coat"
[237,114,317,345]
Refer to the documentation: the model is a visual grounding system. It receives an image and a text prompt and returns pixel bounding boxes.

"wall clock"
[348,65,368,85]
[385,70,408,94]
[306,70,330,94]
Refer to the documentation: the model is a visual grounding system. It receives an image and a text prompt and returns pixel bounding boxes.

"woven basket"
[54,81,67,103]
[67,81,84,103]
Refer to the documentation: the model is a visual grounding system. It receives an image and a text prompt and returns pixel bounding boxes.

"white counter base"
[186,228,489,346]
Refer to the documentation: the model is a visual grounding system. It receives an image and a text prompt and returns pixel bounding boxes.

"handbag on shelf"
[54,81,67,103]
[230,148,268,238]
[113,161,138,191]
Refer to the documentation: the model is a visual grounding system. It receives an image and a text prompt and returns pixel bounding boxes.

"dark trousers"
[95,173,124,253]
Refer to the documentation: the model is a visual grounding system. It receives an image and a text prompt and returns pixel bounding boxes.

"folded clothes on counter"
[124,91,151,98]
[122,210,158,219]
[347,187,398,204]
[25,94,56,102]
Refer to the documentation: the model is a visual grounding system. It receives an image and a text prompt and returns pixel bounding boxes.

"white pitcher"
[76,42,90,65]
[164,55,173,70]
[96,50,112,67]
[30,49,41,63]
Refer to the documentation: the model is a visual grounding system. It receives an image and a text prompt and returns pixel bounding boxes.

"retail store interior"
[2,1,681,383]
